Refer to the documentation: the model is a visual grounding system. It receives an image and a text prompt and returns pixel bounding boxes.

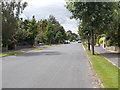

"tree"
[2,0,27,48]
[55,26,66,43]
[36,19,48,44]
[0,3,2,47]
[78,21,91,50]
[71,33,78,41]
[14,16,37,46]
[66,30,78,42]
[58,26,66,43]
[66,30,72,41]
[48,15,59,25]
[45,22,54,44]
[47,15,66,44]
[28,16,37,45]
[14,28,30,45]
[55,31,63,43]
[65,2,118,55]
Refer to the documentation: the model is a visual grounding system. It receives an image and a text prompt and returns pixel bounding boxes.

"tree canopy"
[65,2,119,54]
[2,0,28,47]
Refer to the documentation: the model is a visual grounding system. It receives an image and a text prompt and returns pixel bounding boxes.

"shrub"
[105,39,112,46]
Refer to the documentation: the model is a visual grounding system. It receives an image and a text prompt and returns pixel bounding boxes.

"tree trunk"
[88,38,90,50]
[91,29,95,55]
[50,39,51,45]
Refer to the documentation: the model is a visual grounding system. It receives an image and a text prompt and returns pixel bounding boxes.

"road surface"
[2,42,96,88]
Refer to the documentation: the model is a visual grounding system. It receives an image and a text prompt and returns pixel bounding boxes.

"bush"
[105,39,112,46]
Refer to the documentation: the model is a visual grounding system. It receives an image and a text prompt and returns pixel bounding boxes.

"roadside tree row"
[2,0,70,50]
[65,2,119,55]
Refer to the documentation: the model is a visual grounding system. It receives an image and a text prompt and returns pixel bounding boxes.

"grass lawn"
[82,43,119,88]
[0,50,26,57]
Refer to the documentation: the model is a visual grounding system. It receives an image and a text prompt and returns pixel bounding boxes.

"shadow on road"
[15,51,62,57]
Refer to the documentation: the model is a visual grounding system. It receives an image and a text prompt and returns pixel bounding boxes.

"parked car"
[78,40,81,43]
[64,40,70,44]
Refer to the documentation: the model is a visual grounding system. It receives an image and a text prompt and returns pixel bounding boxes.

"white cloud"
[22,0,65,7]
[61,17,79,33]
[21,0,79,34]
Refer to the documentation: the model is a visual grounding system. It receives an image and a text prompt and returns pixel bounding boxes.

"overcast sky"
[20,0,79,34]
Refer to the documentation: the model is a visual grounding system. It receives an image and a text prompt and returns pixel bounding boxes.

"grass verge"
[0,50,26,57]
[1,44,60,57]
[82,43,119,88]
[30,47,45,50]
[48,44,61,46]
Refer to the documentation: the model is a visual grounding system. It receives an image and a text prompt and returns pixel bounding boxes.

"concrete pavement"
[2,43,97,88]
[95,46,119,68]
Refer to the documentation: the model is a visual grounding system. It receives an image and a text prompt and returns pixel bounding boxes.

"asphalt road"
[2,42,96,88]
